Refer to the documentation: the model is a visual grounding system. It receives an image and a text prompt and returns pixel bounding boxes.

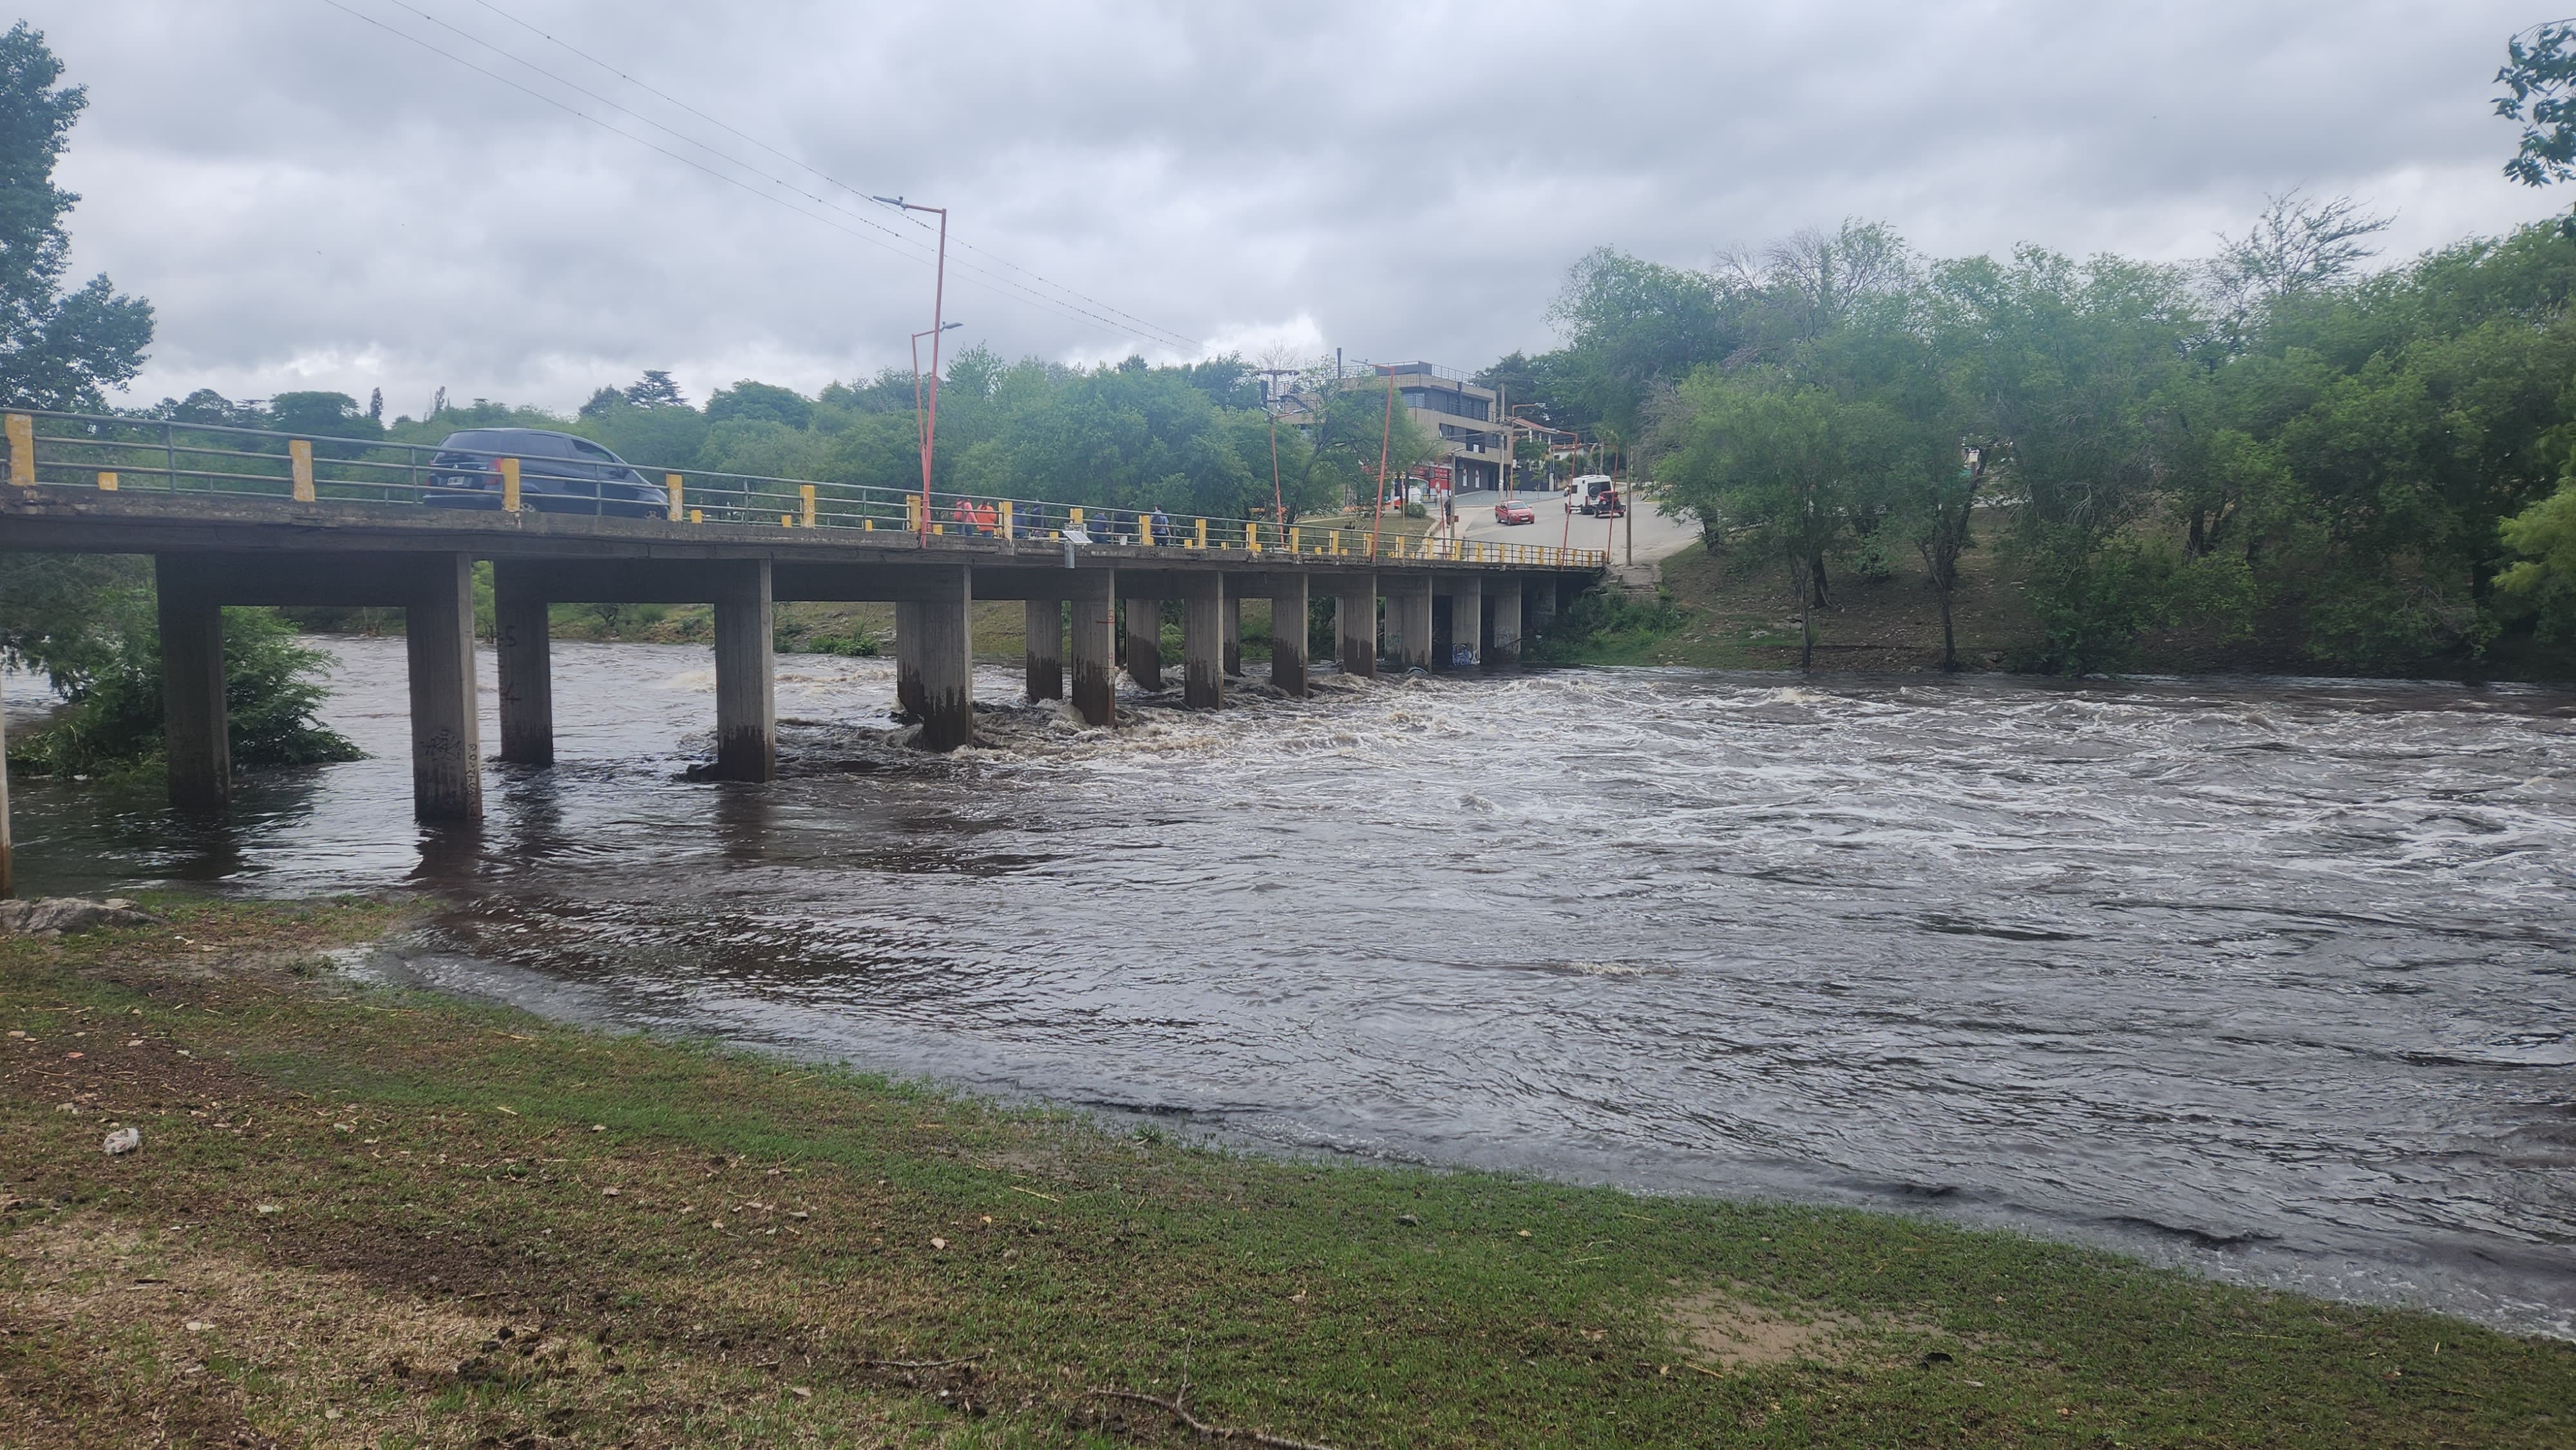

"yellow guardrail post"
[1195,516,1208,549]
[1000,499,1014,539]
[1069,505,1085,534]
[1287,525,1300,554]
[289,438,316,502]
[97,471,117,491]
[5,413,30,486]
[800,484,817,528]
[498,457,522,513]
[667,473,685,521]
[690,507,704,523]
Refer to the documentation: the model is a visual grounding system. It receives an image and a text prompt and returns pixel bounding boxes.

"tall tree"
[0,22,151,410]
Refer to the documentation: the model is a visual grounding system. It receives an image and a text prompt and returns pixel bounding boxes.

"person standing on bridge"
[1151,505,1173,547]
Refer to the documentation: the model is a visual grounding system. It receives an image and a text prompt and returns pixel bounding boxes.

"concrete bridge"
[0,412,1599,838]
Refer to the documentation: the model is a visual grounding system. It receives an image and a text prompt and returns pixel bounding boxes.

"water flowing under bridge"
[0,410,1602,842]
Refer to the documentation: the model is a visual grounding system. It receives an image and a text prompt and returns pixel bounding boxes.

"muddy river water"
[8,637,2573,1337]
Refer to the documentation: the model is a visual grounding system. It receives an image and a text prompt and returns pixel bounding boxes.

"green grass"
[3,898,2566,1447]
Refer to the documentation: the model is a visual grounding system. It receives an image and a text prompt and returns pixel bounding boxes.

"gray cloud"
[31,0,2566,415]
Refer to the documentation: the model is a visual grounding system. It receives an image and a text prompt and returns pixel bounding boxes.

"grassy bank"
[4,900,2566,1447]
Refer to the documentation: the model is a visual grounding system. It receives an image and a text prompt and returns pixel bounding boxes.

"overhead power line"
[318,0,1204,353]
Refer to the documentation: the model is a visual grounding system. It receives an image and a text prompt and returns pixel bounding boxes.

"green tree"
[1663,372,1906,668]
[0,22,150,410]
[2496,472,2576,639]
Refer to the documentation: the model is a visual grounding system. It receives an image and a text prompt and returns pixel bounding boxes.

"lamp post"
[874,196,949,540]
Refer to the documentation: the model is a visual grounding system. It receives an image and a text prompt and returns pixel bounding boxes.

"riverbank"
[4,899,2564,1447]
[1542,537,2576,681]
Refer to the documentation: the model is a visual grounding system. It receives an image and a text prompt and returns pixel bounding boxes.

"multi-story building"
[1279,361,1511,498]
[1370,362,1508,496]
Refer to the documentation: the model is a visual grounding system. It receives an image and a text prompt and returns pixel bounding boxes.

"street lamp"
[873,195,949,539]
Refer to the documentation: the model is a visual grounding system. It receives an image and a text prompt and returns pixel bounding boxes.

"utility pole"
[874,196,949,540]
[1258,367,1298,527]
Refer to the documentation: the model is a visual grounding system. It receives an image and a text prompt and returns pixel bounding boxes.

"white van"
[1567,474,1616,514]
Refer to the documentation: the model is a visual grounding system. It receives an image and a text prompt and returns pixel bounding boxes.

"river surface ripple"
[9,637,2574,1337]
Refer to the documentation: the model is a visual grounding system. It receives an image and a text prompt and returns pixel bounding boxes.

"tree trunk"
[1938,581,1958,672]
[1808,551,1831,608]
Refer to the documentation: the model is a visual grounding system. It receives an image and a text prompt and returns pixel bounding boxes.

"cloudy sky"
[32,1,2569,417]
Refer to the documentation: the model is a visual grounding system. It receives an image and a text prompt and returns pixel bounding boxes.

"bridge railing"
[1,408,1609,570]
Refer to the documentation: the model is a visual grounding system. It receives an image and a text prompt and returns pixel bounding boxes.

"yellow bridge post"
[498,457,522,513]
[96,471,117,491]
[800,484,817,528]
[289,438,316,502]
[6,413,32,486]
[667,473,685,522]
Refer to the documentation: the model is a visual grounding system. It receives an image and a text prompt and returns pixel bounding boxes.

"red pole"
[920,207,948,541]
[1370,367,1396,560]
[1268,410,1282,531]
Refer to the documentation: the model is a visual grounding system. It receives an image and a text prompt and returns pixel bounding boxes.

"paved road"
[1447,488,1700,566]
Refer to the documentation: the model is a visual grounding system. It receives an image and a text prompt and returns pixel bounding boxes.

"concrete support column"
[493,565,553,766]
[1180,572,1224,710]
[912,567,975,751]
[1528,580,1558,634]
[1450,576,1482,669]
[711,559,776,782]
[1334,576,1378,678]
[1269,573,1309,697]
[1126,597,1164,690]
[1489,578,1523,668]
[1383,574,1434,672]
[155,556,229,809]
[406,552,483,822]
[895,601,925,717]
[1068,570,1117,726]
[1023,596,1064,702]
[1221,594,1242,678]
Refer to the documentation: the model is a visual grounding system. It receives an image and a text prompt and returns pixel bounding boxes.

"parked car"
[1493,499,1536,525]
[1567,474,1616,514]
[421,428,669,518]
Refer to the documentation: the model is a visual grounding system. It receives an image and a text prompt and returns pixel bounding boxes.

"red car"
[1493,499,1536,525]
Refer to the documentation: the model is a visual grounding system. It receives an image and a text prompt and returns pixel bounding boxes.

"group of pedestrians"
[934,496,1182,546]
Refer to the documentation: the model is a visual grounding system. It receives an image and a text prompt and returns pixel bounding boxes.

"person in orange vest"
[973,500,998,536]
[949,496,975,534]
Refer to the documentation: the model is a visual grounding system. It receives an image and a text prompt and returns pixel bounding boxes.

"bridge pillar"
[1489,578,1522,668]
[1334,576,1377,678]
[1221,592,1242,678]
[1024,597,1064,702]
[894,601,925,718]
[155,556,229,809]
[406,552,483,822]
[1526,579,1558,634]
[1269,573,1309,697]
[1448,576,1482,669]
[493,565,553,766]
[711,559,775,782]
[1125,596,1163,691]
[1383,574,1434,672]
[1068,570,1117,726]
[1180,572,1223,710]
[912,566,974,751]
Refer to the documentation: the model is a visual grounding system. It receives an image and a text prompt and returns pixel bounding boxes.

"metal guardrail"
[1,408,1608,570]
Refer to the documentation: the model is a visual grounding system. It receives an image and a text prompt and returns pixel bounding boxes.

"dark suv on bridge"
[422,428,670,518]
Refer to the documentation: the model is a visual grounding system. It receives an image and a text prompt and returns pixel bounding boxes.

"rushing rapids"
[8,637,2573,1337]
